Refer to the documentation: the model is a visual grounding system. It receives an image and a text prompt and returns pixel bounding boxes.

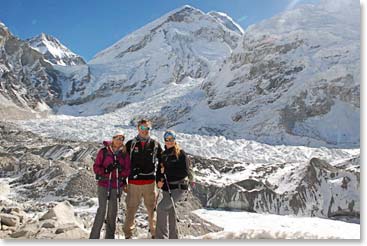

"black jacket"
[156,147,189,191]
[126,137,162,180]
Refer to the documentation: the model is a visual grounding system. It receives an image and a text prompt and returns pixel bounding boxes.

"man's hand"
[123,185,128,193]
[157,181,164,189]
[160,163,165,174]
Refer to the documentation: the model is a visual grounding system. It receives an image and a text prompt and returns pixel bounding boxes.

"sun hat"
[113,130,125,138]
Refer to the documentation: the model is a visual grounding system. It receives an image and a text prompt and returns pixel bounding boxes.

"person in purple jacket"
[89,131,131,239]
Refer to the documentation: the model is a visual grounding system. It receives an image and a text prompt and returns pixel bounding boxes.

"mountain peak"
[165,5,205,22]
[0,20,6,28]
[39,32,51,40]
[27,33,86,66]
[172,5,201,14]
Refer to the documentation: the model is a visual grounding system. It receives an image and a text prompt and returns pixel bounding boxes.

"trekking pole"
[111,150,124,239]
[104,171,113,237]
[162,174,179,222]
[162,173,182,238]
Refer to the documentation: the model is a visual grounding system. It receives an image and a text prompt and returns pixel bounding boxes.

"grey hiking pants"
[89,186,120,239]
[156,189,185,239]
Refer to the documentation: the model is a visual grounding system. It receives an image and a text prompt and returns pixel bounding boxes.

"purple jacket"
[93,141,131,188]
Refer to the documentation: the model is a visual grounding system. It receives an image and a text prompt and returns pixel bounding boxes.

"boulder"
[10,229,32,239]
[2,225,16,232]
[40,201,82,228]
[0,213,19,227]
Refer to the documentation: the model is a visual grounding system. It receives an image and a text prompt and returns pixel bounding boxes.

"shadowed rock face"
[0,24,62,112]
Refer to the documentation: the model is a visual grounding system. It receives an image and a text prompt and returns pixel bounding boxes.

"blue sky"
[0,0,319,61]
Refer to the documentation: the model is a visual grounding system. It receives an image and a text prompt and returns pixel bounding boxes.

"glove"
[104,164,115,174]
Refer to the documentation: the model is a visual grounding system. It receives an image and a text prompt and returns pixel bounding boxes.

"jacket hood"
[103,140,112,147]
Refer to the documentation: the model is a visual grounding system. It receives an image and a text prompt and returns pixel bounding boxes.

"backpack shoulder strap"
[152,139,158,164]
[98,147,108,167]
[144,138,159,173]
[103,147,108,160]
[129,138,138,160]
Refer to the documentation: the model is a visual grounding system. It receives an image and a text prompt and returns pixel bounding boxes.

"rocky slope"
[193,156,359,221]
[0,21,61,119]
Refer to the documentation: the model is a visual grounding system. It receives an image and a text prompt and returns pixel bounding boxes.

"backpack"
[129,137,159,166]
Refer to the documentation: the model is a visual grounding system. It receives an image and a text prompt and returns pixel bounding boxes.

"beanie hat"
[163,130,176,140]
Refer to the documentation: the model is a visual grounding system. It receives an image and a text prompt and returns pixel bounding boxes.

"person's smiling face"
[138,123,151,138]
[164,136,175,148]
[112,134,124,148]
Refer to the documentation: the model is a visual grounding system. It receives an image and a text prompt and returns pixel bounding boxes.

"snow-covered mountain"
[0,23,87,120]
[56,5,242,115]
[27,33,86,66]
[1,1,360,147]
[53,1,359,148]
[201,0,360,147]
[0,1,360,240]
[0,21,60,119]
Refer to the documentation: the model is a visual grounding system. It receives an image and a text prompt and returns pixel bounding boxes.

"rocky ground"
[0,121,359,239]
[0,121,221,239]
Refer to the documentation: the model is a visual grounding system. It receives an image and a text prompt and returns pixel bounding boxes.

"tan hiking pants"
[123,182,156,238]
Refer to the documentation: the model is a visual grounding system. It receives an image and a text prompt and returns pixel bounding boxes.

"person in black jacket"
[155,130,190,239]
[123,119,163,239]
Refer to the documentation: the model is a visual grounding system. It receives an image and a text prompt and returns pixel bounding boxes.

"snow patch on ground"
[192,209,360,239]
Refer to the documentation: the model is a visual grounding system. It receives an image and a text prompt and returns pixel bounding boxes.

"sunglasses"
[113,136,125,141]
[139,125,151,131]
[164,138,175,142]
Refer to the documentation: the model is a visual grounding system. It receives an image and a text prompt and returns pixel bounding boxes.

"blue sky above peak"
[0,0,319,61]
